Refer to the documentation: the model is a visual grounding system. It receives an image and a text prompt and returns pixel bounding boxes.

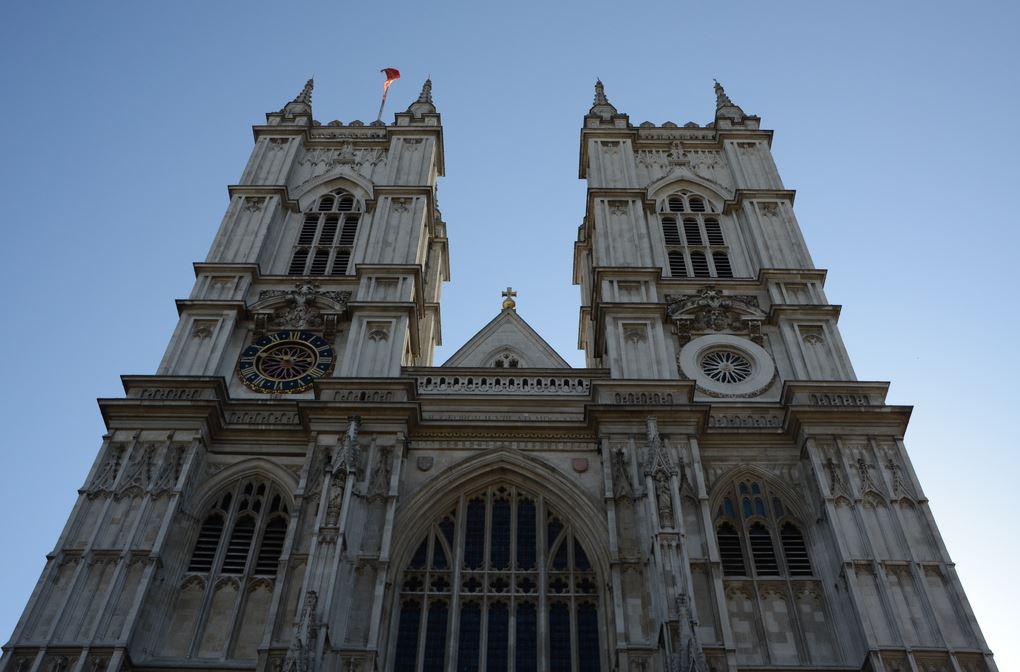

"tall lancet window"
[160,478,291,661]
[287,189,361,276]
[660,190,734,279]
[713,478,837,666]
[393,485,603,672]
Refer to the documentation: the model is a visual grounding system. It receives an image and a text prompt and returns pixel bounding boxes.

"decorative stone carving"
[654,471,675,528]
[256,282,350,337]
[644,417,677,477]
[368,445,392,500]
[611,448,635,499]
[392,197,411,212]
[666,287,764,345]
[243,196,266,212]
[282,592,318,672]
[89,444,124,495]
[824,457,850,499]
[118,442,155,495]
[366,322,390,342]
[416,456,433,471]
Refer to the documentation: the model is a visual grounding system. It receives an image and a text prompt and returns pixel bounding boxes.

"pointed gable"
[442,309,571,368]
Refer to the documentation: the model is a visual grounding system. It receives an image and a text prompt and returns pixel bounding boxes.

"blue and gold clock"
[237,330,335,393]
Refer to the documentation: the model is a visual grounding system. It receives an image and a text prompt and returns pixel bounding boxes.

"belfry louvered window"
[185,479,290,578]
[166,477,291,660]
[714,479,812,579]
[660,191,734,279]
[393,485,603,672]
[288,190,361,276]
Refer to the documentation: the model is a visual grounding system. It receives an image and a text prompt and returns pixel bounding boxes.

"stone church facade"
[0,78,997,672]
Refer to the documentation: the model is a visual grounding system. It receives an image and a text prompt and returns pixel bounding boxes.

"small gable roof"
[442,309,571,368]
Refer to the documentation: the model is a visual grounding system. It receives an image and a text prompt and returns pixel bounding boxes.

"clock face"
[237,330,335,394]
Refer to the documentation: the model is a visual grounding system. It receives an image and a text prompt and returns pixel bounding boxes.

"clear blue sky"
[1,0,1017,667]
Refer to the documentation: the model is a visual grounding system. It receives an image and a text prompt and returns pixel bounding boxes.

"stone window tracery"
[714,479,810,578]
[288,189,361,276]
[393,484,602,672]
[159,477,290,661]
[660,191,733,279]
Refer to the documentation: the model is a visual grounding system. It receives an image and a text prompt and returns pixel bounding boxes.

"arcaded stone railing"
[415,374,591,395]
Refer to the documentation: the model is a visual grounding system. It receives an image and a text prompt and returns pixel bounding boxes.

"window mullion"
[225,482,272,658]
[537,496,548,672]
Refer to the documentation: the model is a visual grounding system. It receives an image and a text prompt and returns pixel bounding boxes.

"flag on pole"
[377,68,401,122]
[382,68,401,92]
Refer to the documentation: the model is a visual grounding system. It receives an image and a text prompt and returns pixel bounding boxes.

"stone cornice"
[175,299,247,317]
[722,189,797,215]
[226,184,301,212]
[767,304,842,322]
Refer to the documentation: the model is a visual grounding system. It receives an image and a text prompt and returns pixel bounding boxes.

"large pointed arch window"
[393,484,603,672]
[159,477,291,661]
[287,189,361,276]
[713,478,838,666]
[714,478,811,578]
[660,191,734,279]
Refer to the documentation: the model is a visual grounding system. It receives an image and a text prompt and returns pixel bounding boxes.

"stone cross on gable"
[501,286,517,310]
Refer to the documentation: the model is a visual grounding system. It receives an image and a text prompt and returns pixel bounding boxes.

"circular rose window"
[700,350,753,384]
[678,334,776,398]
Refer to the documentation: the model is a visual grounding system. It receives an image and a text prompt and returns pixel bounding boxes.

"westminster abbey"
[0,78,997,672]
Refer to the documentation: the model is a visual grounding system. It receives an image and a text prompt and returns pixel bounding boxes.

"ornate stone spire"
[278,77,314,118]
[712,79,747,122]
[713,79,732,109]
[406,78,437,116]
[294,78,314,105]
[588,79,619,119]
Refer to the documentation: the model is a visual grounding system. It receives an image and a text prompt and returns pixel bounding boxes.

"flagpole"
[376,86,389,123]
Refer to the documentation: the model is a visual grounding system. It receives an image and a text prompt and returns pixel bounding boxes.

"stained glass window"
[394,485,602,671]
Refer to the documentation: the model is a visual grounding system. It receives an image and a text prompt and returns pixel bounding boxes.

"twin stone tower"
[1,79,996,672]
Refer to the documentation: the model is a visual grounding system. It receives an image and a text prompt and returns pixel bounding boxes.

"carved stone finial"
[589,79,619,119]
[713,79,732,109]
[501,286,517,310]
[294,78,314,104]
[406,78,437,116]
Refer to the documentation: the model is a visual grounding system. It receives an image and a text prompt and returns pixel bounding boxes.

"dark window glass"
[690,251,710,277]
[318,195,335,211]
[188,514,224,572]
[432,537,448,570]
[516,499,536,569]
[552,541,568,570]
[689,197,706,212]
[668,251,687,278]
[668,196,684,212]
[781,522,813,576]
[718,522,746,576]
[573,540,591,571]
[464,499,485,569]
[330,249,351,276]
[705,218,725,245]
[337,194,354,211]
[394,600,422,672]
[486,603,509,672]
[410,540,428,570]
[577,603,600,672]
[457,603,481,672]
[683,218,703,245]
[221,515,255,574]
[749,522,780,575]
[662,216,682,245]
[288,248,309,275]
[309,248,330,275]
[713,252,733,278]
[319,215,339,245]
[254,516,287,575]
[491,498,511,569]
[549,603,572,672]
[338,215,359,245]
[547,517,563,551]
[298,216,319,244]
[515,603,537,672]
[423,600,448,672]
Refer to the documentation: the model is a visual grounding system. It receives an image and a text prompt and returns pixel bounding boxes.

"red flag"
[381,68,401,93]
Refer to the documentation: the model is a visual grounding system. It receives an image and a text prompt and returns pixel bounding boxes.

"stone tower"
[0,78,996,672]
